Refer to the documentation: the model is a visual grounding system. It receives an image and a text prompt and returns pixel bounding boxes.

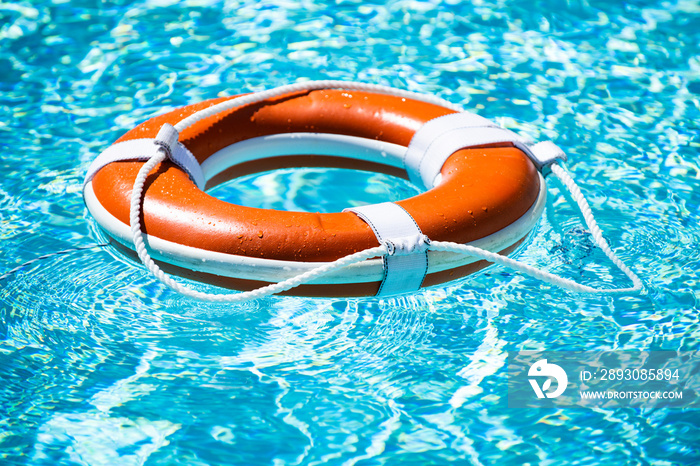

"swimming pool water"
[1,0,699,464]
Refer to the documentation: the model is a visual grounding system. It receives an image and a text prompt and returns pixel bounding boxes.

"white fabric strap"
[83,132,205,190]
[527,140,568,174]
[345,202,429,296]
[404,113,567,188]
[404,112,500,188]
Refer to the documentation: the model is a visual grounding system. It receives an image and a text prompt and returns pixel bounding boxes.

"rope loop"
[124,81,643,301]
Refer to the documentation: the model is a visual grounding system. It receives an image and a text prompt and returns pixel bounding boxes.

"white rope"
[549,163,643,292]
[129,161,642,300]
[173,80,464,133]
[426,162,642,294]
[129,147,393,302]
[126,81,642,301]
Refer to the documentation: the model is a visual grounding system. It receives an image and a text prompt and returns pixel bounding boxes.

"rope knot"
[383,234,431,256]
[153,123,179,160]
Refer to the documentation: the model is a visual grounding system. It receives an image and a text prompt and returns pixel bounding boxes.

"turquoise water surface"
[2,0,700,464]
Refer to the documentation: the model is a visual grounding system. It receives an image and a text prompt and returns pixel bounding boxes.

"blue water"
[1,0,699,464]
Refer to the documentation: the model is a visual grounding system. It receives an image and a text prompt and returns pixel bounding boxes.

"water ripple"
[1,0,699,464]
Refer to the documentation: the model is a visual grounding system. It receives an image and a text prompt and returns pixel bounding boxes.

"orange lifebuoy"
[84,87,545,297]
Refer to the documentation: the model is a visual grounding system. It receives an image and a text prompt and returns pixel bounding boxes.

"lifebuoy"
[84,85,548,297]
